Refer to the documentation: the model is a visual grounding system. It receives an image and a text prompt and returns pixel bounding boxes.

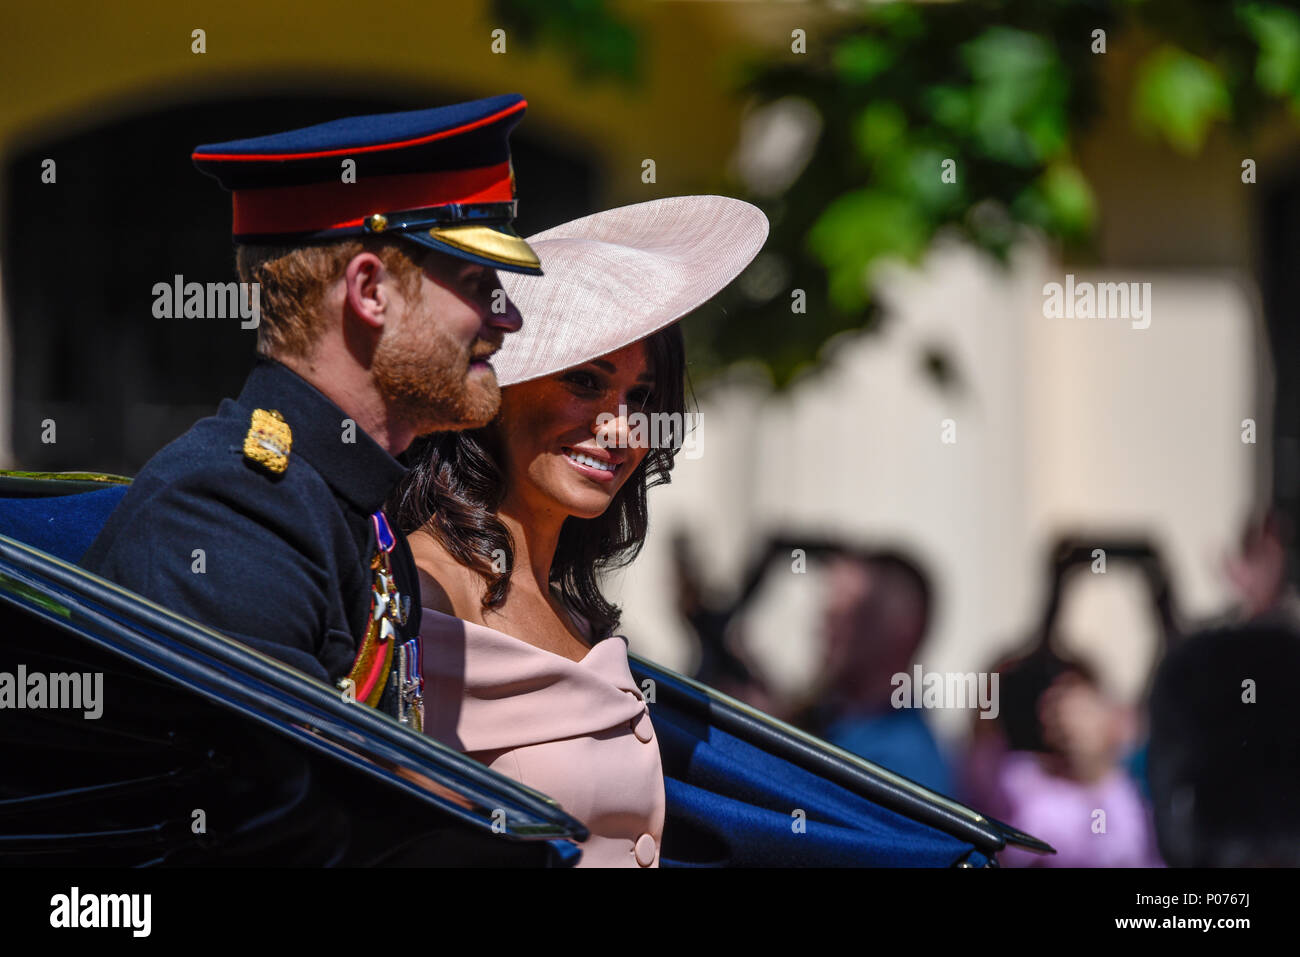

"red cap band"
[231,162,514,237]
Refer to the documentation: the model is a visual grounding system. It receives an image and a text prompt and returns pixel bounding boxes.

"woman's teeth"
[565,449,616,472]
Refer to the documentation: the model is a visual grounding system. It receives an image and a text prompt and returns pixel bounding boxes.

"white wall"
[614,238,1261,747]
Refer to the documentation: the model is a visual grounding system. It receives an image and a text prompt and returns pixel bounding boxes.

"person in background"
[1222,507,1300,626]
[797,549,955,797]
[670,531,782,717]
[1147,619,1300,867]
[970,661,1164,867]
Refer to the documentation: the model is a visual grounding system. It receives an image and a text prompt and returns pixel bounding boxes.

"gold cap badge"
[243,408,292,474]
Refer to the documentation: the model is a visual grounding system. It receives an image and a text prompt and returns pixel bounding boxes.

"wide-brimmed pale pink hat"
[492,195,768,387]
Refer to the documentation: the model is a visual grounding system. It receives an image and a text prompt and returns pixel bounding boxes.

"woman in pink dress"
[387,197,768,867]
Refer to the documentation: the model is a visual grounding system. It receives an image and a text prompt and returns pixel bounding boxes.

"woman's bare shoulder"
[415,566,458,617]
[407,529,478,617]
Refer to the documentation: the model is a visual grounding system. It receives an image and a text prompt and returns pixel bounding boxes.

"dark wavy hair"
[388,324,689,640]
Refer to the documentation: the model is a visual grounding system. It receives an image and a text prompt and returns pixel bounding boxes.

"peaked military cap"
[192,93,542,275]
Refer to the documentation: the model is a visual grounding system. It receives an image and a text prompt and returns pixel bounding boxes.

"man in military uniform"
[82,94,542,729]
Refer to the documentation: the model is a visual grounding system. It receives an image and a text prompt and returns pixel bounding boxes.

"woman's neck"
[496,491,566,598]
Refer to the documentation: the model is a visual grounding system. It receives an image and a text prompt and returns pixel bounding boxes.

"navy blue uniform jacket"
[81,356,423,684]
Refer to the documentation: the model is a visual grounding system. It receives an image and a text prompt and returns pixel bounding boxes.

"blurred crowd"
[672,511,1300,867]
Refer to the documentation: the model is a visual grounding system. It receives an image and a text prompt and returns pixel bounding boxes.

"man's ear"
[343,252,392,329]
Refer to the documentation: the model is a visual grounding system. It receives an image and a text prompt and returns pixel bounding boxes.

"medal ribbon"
[371,509,424,730]
[372,510,396,553]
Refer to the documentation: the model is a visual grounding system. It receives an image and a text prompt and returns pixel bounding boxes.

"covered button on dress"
[420,608,666,868]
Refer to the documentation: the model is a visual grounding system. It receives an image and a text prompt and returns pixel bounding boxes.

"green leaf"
[1241,3,1300,96]
[870,0,925,40]
[907,148,964,214]
[1015,161,1096,238]
[1132,45,1230,154]
[807,189,929,311]
[927,84,973,136]
[852,101,907,158]
[961,27,1070,165]
[833,35,896,84]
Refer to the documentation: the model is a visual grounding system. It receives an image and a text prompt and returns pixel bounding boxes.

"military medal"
[338,510,423,732]
[397,637,424,731]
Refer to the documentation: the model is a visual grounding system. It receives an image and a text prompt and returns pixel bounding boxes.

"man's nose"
[481,275,523,333]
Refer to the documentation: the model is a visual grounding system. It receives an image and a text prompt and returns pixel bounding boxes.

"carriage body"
[0,472,1050,867]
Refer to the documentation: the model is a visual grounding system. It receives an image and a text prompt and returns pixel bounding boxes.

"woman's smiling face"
[495,340,656,520]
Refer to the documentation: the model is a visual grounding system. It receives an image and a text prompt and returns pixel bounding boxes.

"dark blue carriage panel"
[0,485,128,564]
[653,702,983,867]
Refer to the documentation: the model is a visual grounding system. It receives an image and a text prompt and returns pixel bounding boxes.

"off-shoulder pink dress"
[420,607,666,867]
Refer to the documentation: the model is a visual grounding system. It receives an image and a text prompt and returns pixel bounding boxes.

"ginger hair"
[236,237,427,359]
